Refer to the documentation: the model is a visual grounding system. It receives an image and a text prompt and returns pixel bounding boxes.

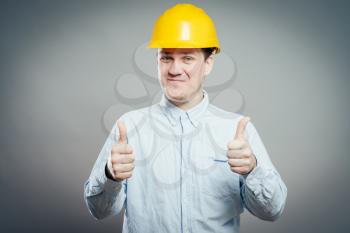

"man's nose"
[168,60,184,77]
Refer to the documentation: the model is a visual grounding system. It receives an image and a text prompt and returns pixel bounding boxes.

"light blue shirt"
[84,90,287,233]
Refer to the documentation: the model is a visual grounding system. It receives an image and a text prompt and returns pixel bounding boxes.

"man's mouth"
[168,78,185,82]
[167,76,187,82]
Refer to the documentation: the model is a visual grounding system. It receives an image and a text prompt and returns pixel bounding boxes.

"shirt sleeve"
[240,122,287,221]
[84,120,127,220]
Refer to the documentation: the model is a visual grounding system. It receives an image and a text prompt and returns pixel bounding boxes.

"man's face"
[157,48,214,107]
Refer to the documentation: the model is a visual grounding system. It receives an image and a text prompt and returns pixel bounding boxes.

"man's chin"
[165,92,187,104]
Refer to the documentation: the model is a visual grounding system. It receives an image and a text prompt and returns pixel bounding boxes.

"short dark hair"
[201,47,217,60]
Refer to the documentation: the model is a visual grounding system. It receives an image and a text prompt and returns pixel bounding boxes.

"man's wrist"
[105,163,116,180]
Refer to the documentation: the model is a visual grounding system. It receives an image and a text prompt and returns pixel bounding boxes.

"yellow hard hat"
[148,3,220,53]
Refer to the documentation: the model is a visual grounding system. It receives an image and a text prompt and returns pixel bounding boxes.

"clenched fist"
[106,121,135,182]
[227,117,257,175]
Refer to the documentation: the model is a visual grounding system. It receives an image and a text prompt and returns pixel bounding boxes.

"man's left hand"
[227,117,257,175]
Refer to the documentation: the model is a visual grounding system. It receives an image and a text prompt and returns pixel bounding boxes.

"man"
[84,3,287,233]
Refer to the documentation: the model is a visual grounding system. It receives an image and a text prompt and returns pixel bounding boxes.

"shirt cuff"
[103,176,123,193]
[87,164,123,196]
[243,166,276,199]
[102,165,123,193]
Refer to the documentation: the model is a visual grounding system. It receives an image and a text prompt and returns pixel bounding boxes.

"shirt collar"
[159,90,209,127]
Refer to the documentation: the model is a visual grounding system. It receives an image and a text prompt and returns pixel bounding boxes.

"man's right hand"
[106,121,135,182]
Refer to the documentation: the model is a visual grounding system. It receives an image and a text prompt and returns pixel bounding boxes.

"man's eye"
[160,56,172,62]
[183,56,194,61]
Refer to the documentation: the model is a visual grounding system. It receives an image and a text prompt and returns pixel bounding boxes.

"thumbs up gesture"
[106,121,135,181]
[227,117,257,175]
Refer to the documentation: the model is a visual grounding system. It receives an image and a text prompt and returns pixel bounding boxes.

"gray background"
[1,0,349,232]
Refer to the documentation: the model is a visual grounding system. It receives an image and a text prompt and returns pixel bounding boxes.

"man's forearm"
[241,166,287,221]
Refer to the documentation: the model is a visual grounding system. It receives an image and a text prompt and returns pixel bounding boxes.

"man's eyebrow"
[181,51,195,55]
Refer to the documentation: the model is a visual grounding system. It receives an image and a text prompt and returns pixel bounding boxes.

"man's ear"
[204,55,215,76]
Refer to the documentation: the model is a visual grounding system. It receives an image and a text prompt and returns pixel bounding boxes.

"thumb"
[117,121,127,144]
[234,116,250,140]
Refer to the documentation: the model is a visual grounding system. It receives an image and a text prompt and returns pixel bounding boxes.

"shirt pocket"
[189,130,244,219]
[200,158,240,198]
[190,140,241,199]
[191,154,244,219]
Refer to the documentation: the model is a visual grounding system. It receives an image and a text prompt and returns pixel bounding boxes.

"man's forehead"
[158,48,201,55]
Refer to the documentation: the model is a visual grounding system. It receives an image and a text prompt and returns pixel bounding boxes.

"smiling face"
[157,48,214,110]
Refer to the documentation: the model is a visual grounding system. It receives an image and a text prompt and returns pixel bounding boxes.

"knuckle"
[118,172,132,180]
[231,140,243,150]
[111,155,119,163]
[126,145,133,152]
[230,151,238,158]
[124,158,132,164]
[230,141,238,149]
[126,164,134,171]
[227,159,234,166]
[111,146,118,154]
[113,164,120,172]
[117,144,125,152]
